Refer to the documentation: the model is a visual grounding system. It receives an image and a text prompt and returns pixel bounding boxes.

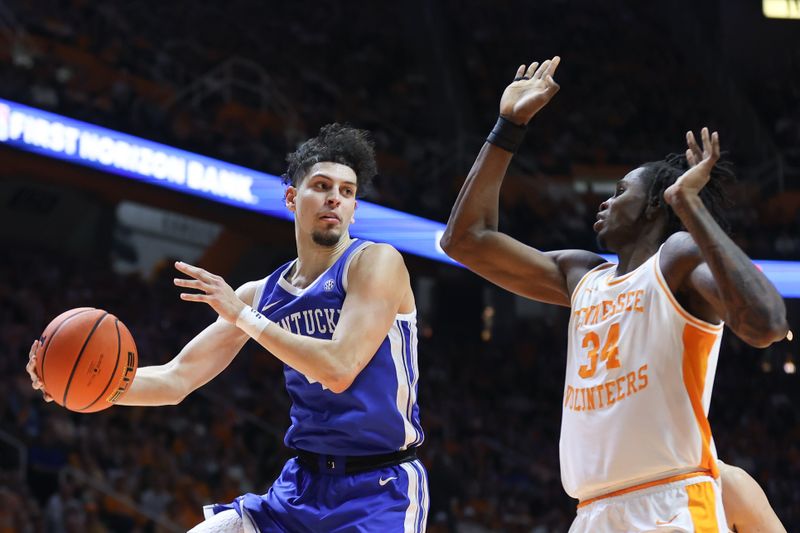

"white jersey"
[561,246,724,502]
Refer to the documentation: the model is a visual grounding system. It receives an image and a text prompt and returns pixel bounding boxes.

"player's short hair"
[282,123,377,197]
[641,152,735,236]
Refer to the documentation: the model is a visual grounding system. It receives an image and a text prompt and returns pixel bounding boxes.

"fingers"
[546,55,561,77]
[173,277,204,290]
[179,293,209,302]
[174,261,229,307]
[174,271,209,302]
[172,262,210,302]
[711,131,720,159]
[26,339,40,376]
[686,128,720,165]
[27,353,45,391]
[701,127,711,155]
[532,56,560,80]
[512,56,560,84]
[686,130,700,166]
[686,148,697,167]
[174,261,214,283]
[28,363,42,388]
[25,340,53,402]
[175,261,222,302]
[533,59,551,80]
[686,130,701,161]
[26,339,38,363]
[699,127,720,161]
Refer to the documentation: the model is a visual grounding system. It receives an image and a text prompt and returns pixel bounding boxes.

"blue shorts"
[204,457,429,533]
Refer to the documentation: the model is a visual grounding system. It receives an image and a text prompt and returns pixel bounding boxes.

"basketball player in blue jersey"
[27,124,428,532]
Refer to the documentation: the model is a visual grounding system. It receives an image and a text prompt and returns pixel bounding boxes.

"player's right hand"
[663,127,720,206]
[26,340,53,402]
[499,56,561,125]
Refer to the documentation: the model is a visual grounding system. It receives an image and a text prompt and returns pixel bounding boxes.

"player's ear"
[351,199,357,224]
[285,186,297,212]
[644,193,663,221]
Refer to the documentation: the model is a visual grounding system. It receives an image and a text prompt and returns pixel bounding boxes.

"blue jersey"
[253,239,424,456]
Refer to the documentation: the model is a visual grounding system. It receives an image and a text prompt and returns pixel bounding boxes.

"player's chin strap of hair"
[236,306,272,339]
[486,115,528,153]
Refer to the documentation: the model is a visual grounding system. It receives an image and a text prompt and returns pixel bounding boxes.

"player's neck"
[613,236,663,276]
[612,218,666,276]
[291,233,354,287]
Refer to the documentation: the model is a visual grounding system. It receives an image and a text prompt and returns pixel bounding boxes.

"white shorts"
[570,475,728,533]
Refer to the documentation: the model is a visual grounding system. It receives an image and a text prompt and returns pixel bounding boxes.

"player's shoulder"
[354,242,405,266]
[661,231,702,261]
[349,243,408,281]
[659,231,704,276]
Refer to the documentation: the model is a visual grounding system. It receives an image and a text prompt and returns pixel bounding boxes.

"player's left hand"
[664,127,720,206]
[174,261,245,323]
[26,339,54,402]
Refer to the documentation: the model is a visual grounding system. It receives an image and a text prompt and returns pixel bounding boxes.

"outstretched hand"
[174,262,246,323]
[499,56,561,125]
[664,127,720,206]
[26,339,54,402]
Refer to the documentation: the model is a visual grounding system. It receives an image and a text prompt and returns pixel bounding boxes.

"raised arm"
[663,129,788,347]
[27,282,258,406]
[174,245,412,393]
[440,57,604,306]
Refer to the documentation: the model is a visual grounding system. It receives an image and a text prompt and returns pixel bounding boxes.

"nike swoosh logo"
[655,513,679,526]
[379,476,398,486]
[262,300,282,313]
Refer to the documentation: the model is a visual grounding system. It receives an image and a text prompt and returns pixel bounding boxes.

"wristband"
[486,115,527,153]
[235,305,272,339]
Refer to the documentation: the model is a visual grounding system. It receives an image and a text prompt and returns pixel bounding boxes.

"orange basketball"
[35,307,138,413]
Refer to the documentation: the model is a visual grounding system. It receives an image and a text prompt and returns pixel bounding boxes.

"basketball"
[35,307,138,413]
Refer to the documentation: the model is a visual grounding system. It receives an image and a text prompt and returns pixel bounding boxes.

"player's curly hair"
[641,152,736,236]
[282,123,377,197]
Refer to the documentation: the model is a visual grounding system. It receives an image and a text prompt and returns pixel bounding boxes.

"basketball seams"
[75,318,122,412]
[39,307,95,386]
[61,312,109,409]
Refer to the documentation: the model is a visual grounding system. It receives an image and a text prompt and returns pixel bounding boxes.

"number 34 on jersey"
[565,322,649,413]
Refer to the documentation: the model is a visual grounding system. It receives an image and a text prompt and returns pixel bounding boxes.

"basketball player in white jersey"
[28,124,428,532]
[441,56,788,532]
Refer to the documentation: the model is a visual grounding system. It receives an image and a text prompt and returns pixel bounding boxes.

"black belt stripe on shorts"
[294,447,417,474]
